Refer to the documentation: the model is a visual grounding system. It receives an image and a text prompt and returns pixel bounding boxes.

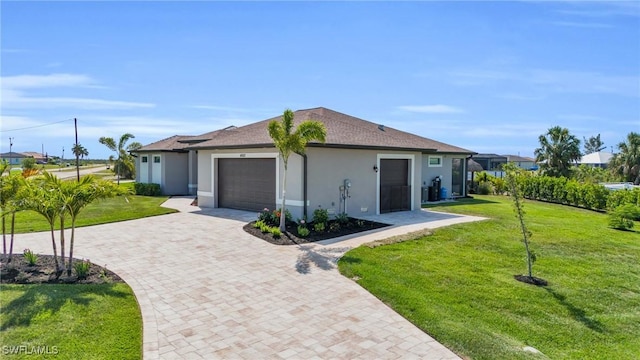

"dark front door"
[380,159,410,213]
[218,158,276,212]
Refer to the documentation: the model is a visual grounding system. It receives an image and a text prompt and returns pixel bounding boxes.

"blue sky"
[1,1,638,160]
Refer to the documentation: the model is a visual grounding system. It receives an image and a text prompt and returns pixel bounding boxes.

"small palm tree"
[609,132,640,185]
[23,174,65,276]
[534,126,581,178]
[64,175,123,276]
[99,133,141,184]
[1,172,26,263]
[268,109,326,231]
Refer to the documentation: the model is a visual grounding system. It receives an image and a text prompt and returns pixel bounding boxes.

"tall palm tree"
[72,143,89,161]
[268,109,327,231]
[609,132,640,185]
[534,126,581,178]
[99,133,141,184]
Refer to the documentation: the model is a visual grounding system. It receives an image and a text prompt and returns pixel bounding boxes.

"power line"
[0,118,73,132]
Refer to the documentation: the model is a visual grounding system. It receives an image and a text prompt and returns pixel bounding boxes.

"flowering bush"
[257,208,292,226]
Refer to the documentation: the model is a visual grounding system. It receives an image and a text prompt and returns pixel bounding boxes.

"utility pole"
[74,118,80,181]
[8,137,14,170]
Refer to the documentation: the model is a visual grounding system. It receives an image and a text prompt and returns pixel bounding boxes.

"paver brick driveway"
[14,198,485,359]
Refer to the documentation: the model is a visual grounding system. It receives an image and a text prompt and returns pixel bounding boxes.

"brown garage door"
[218,158,276,212]
[380,159,410,213]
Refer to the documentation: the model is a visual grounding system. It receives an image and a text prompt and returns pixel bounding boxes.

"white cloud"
[447,68,640,97]
[4,96,155,110]
[551,21,613,28]
[2,73,93,89]
[0,73,155,110]
[398,105,465,114]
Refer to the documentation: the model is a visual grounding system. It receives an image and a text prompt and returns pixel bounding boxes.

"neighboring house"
[135,107,475,218]
[472,154,507,171]
[1,152,27,165]
[21,152,48,163]
[0,151,46,165]
[579,151,613,169]
[505,155,536,170]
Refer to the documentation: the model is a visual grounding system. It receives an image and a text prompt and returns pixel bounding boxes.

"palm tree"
[583,134,605,155]
[23,174,65,276]
[534,126,581,178]
[268,109,327,231]
[64,175,122,276]
[0,171,25,262]
[609,132,640,185]
[99,133,142,184]
[72,143,89,161]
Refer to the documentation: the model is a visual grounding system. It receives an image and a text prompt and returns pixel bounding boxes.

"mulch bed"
[0,255,123,285]
[514,274,548,286]
[243,218,390,245]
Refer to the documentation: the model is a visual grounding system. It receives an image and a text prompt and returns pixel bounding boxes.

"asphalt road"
[49,165,109,179]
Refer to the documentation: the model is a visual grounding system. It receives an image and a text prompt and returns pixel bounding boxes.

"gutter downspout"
[303,154,308,219]
[465,155,473,197]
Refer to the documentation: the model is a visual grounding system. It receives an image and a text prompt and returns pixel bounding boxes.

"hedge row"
[134,183,162,196]
[517,175,640,212]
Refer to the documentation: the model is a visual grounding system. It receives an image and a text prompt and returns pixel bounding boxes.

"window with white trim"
[153,156,161,163]
[428,156,442,167]
[141,156,148,163]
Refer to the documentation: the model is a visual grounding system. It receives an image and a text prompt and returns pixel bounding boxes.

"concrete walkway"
[13,197,485,359]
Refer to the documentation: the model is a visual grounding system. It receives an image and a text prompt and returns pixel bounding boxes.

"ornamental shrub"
[609,204,640,230]
[297,226,310,237]
[313,208,329,225]
[134,183,161,196]
[477,181,494,195]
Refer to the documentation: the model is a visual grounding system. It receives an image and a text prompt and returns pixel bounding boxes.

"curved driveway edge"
[13,197,486,359]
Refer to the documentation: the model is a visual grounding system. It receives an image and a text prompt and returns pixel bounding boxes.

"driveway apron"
[11,198,485,359]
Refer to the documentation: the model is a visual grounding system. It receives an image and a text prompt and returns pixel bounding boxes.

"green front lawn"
[12,193,177,234]
[0,283,141,359]
[338,195,640,360]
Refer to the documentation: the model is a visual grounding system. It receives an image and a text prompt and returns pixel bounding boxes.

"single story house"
[579,151,613,169]
[0,151,46,165]
[135,107,475,218]
[472,154,507,171]
[504,155,536,170]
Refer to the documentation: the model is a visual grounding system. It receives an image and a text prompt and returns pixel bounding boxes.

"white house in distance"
[134,107,476,218]
[579,151,613,169]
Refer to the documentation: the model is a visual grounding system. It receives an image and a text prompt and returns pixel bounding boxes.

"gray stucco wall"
[421,154,467,199]
[307,148,422,217]
[161,152,189,195]
[135,151,190,195]
[196,147,425,218]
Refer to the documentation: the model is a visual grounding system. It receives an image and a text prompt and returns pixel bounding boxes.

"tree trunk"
[59,216,66,269]
[8,213,15,263]
[279,161,288,232]
[2,216,6,261]
[50,225,60,275]
[67,218,76,276]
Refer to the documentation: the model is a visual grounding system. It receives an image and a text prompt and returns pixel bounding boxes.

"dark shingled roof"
[137,135,195,152]
[188,107,474,154]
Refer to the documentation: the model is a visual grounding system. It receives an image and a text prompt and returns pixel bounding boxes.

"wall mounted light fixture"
[373,164,378,172]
